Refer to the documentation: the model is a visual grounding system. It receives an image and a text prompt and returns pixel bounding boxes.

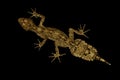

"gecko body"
[18,9,111,65]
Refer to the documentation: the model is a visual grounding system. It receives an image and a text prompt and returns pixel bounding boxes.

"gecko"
[18,8,111,65]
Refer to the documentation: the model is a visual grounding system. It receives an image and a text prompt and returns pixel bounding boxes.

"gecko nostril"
[18,18,23,23]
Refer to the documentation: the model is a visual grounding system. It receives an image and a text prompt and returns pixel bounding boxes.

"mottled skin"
[18,9,111,65]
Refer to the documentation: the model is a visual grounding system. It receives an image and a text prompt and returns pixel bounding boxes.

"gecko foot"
[34,39,42,50]
[78,24,90,38]
[28,8,40,18]
[49,53,66,63]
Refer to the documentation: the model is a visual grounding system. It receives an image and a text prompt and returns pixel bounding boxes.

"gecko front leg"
[28,8,45,27]
[69,24,90,40]
[34,39,47,50]
[49,42,66,63]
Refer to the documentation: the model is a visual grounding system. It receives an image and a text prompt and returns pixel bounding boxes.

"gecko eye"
[23,19,28,23]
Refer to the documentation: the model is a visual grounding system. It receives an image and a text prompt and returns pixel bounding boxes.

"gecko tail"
[95,56,111,65]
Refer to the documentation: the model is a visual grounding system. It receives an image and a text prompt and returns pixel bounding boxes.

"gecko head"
[18,18,34,31]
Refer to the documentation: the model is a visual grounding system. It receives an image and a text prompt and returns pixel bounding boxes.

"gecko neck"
[30,25,46,33]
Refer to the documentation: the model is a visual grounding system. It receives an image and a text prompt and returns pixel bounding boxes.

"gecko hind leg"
[49,42,66,63]
[69,24,90,39]
[34,39,47,50]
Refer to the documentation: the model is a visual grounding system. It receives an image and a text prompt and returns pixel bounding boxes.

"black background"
[3,0,112,79]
